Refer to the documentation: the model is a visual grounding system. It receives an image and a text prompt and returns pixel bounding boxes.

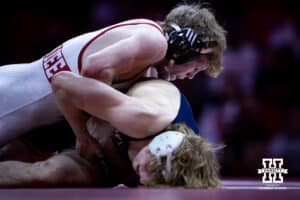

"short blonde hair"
[160,2,227,77]
[145,123,221,188]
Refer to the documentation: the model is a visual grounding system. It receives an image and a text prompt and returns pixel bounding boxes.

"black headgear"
[165,23,215,64]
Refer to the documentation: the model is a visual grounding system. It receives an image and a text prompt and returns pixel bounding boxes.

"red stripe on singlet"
[77,20,164,73]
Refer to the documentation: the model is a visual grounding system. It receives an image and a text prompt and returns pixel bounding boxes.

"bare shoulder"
[127,79,181,123]
[123,19,167,51]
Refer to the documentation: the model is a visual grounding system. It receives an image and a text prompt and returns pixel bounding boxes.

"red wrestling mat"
[0,180,299,200]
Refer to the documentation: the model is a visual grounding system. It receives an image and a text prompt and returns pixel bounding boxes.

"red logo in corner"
[43,45,71,82]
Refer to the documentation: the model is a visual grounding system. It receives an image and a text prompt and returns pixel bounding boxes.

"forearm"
[0,161,42,187]
[52,77,106,159]
[53,87,89,142]
[51,71,127,114]
[51,71,173,138]
[0,152,101,187]
[51,72,85,108]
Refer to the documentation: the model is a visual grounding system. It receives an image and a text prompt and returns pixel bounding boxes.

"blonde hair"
[145,123,221,188]
[160,2,227,77]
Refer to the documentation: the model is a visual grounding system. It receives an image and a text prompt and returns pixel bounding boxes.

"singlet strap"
[114,129,159,142]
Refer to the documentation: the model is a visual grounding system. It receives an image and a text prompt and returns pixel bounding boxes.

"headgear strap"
[166,23,217,64]
[148,131,185,181]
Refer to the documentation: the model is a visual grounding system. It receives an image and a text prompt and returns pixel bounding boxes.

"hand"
[76,135,102,161]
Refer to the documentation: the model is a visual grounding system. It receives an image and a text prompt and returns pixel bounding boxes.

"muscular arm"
[53,79,103,159]
[51,71,178,138]
[51,25,167,156]
[81,27,167,84]
[0,151,103,187]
